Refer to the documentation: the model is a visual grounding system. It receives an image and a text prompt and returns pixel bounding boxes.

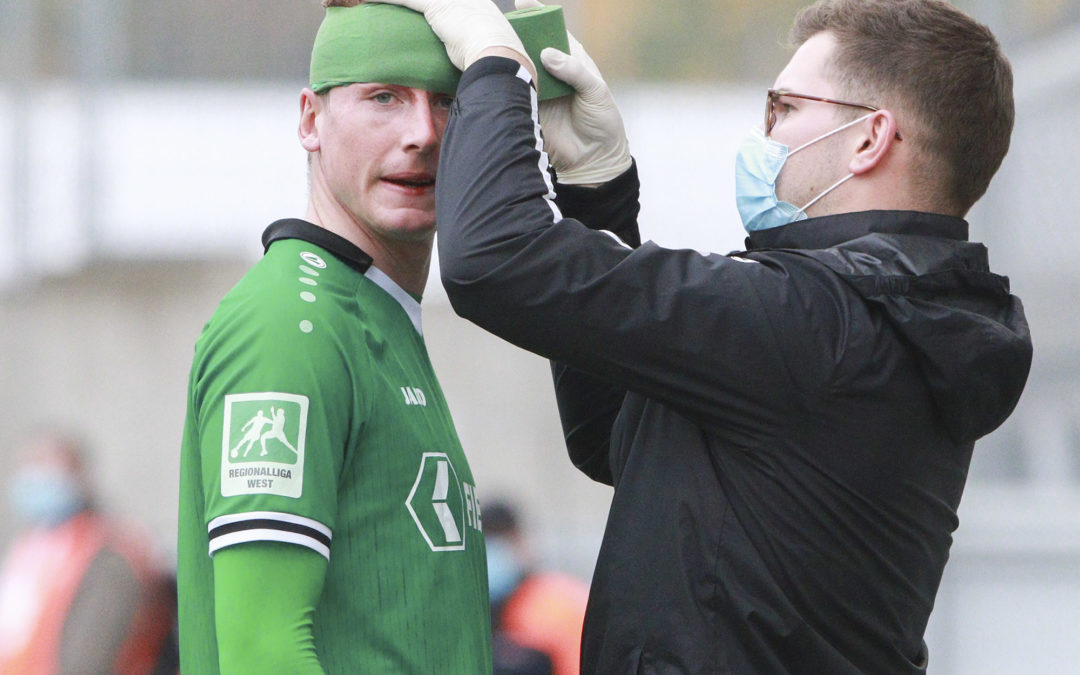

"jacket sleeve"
[437,58,829,450]
[547,164,642,484]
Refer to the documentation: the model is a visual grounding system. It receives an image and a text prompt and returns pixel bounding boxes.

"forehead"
[773,31,839,96]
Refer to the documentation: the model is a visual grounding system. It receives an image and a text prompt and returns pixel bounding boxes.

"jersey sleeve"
[189,273,359,560]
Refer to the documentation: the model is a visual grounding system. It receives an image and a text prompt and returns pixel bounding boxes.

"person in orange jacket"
[0,432,176,675]
[486,500,590,675]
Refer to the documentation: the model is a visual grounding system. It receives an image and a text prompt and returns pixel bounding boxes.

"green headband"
[309,3,573,100]
[310,4,460,95]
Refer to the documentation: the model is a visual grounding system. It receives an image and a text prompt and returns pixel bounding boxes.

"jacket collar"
[745,210,968,251]
[262,218,374,274]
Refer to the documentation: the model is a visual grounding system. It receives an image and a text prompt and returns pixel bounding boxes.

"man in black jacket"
[379,0,1033,672]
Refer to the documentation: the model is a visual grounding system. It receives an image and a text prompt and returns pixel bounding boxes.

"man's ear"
[849,110,899,175]
[298,88,322,153]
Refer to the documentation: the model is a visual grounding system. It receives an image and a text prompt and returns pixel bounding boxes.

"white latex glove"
[516,0,631,185]
[372,0,531,73]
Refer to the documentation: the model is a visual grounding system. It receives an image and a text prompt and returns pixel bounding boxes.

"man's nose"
[402,101,440,151]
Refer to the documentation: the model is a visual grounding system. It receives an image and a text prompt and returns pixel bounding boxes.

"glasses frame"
[766,89,902,141]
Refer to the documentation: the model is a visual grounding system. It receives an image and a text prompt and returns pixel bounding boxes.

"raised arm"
[380,0,830,446]
[548,164,643,484]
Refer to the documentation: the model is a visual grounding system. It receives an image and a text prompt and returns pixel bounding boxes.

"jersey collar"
[363,266,423,336]
[262,219,423,336]
[262,219,374,274]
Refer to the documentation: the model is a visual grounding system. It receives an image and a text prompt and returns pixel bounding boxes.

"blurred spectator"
[0,432,177,674]
[486,500,589,675]
[492,631,553,675]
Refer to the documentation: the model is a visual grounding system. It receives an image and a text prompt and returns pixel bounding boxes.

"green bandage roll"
[309,4,461,95]
[506,5,574,101]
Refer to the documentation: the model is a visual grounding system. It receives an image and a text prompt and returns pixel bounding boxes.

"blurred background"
[0,0,1077,672]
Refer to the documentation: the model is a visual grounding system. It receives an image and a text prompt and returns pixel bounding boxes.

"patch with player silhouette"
[221,392,308,498]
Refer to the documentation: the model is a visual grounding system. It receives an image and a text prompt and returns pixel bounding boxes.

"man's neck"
[305,203,432,298]
[362,238,432,299]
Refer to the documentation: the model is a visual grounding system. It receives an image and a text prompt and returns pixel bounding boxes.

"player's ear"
[299,88,322,153]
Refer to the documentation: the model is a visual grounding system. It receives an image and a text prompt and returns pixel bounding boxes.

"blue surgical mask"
[734,113,873,232]
[7,467,87,527]
[485,538,523,605]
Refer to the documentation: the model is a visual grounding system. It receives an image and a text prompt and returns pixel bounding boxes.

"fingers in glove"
[540,47,605,97]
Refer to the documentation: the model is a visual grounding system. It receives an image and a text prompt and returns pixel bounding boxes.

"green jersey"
[178,219,492,673]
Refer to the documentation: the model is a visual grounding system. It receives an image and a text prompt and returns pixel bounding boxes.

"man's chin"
[381,213,437,243]
[394,227,437,245]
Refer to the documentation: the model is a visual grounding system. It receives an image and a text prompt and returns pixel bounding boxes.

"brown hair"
[791,0,1013,214]
[323,0,362,7]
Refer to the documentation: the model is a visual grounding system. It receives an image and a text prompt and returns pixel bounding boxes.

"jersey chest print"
[406,452,482,551]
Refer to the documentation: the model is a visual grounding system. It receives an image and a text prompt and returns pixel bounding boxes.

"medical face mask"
[8,467,86,527]
[485,538,524,606]
[734,113,873,232]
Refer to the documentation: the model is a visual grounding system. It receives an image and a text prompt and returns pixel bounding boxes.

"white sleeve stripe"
[208,511,331,539]
[514,65,533,86]
[599,229,633,249]
[522,69,563,224]
[208,529,331,561]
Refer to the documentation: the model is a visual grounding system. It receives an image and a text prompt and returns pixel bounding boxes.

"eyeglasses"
[765,89,902,140]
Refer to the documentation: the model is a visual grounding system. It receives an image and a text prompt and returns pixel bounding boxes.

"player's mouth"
[382,172,436,194]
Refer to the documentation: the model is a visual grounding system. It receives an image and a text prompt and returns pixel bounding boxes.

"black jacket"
[437,58,1033,674]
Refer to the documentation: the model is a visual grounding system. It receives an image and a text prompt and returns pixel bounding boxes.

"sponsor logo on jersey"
[401,386,427,407]
[221,392,308,498]
[406,452,482,552]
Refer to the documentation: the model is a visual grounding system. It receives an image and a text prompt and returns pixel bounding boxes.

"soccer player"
[176,2,491,672]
